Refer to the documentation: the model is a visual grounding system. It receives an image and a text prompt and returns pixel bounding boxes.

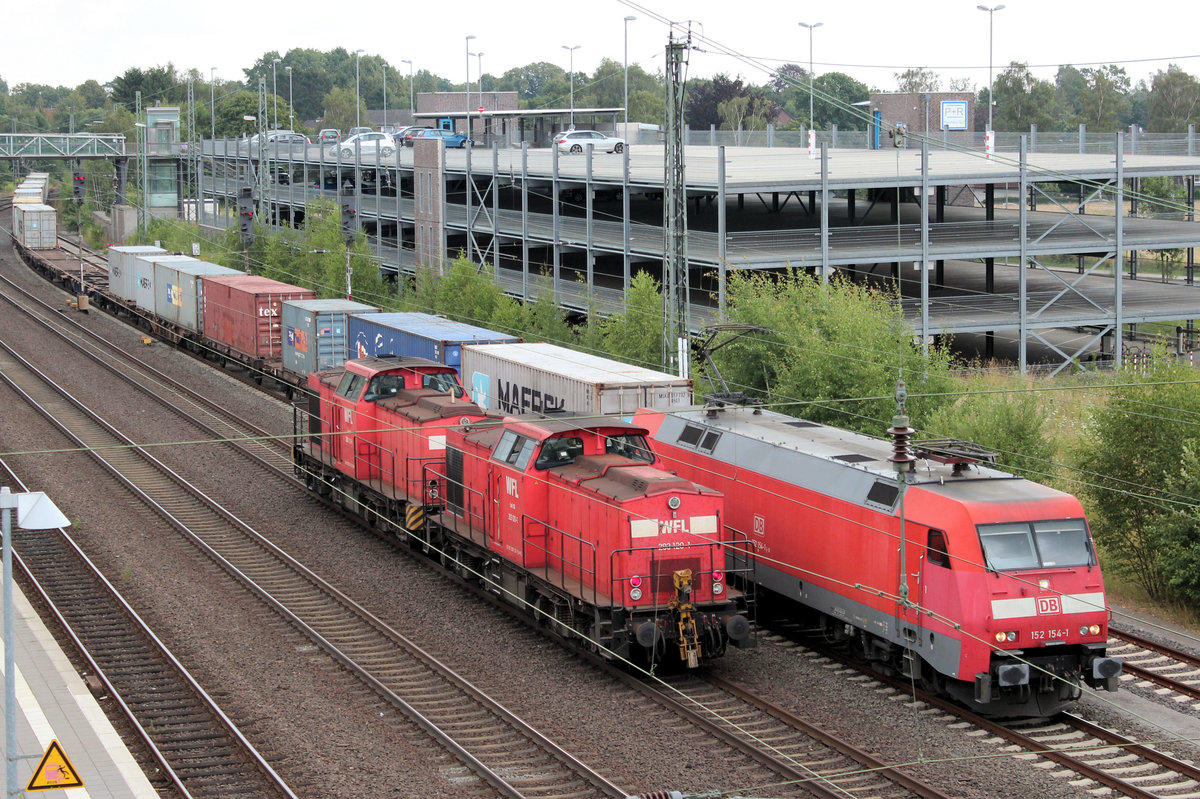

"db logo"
[752,514,766,537]
[1036,596,1062,615]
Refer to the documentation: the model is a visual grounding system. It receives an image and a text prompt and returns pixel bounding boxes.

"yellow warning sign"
[26,739,84,791]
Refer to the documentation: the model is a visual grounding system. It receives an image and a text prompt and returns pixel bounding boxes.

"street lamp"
[798,22,823,129]
[271,57,281,129]
[383,66,387,129]
[624,15,636,131]
[2,487,70,799]
[210,67,217,139]
[978,4,1005,132]
[562,45,580,128]
[465,35,476,136]
[402,59,414,115]
[355,49,365,129]
[285,66,294,130]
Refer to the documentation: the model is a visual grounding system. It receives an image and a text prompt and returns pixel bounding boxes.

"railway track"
[0,272,295,476]
[0,339,629,798]
[1110,627,1200,706]
[768,630,1200,799]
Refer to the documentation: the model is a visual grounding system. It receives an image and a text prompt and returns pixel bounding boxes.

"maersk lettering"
[495,379,567,414]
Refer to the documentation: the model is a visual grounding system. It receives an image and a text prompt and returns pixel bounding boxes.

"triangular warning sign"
[26,739,84,791]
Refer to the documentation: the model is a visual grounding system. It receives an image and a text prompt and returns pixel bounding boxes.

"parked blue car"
[411,129,473,148]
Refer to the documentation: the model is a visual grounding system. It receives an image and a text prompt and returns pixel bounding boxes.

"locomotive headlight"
[667,496,681,510]
[995,631,1017,643]
[1080,625,1090,636]
[1089,624,1101,636]
[1038,579,1050,589]
[712,570,724,583]
[629,587,643,601]
[712,581,725,595]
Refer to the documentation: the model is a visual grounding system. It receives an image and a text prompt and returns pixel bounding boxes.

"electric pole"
[663,28,691,378]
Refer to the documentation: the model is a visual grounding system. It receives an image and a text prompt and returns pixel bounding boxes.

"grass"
[1100,567,1200,633]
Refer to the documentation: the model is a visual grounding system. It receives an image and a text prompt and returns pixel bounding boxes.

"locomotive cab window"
[421,371,465,398]
[927,528,950,568]
[605,433,654,462]
[363,374,403,401]
[336,371,366,400]
[535,436,584,469]
[494,431,536,469]
[978,519,1093,571]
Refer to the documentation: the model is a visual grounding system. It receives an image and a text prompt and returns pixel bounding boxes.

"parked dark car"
[399,127,435,146]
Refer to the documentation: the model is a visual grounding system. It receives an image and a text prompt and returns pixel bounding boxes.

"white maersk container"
[108,245,167,304]
[11,203,58,249]
[462,341,693,417]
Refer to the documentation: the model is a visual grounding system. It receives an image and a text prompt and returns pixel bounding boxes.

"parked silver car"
[330,131,396,159]
[554,129,625,154]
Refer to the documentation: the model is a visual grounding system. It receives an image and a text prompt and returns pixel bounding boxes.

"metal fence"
[0,133,127,158]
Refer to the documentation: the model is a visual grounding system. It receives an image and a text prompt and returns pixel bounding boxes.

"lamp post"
[465,35,476,136]
[210,67,217,139]
[798,22,822,128]
[355,49,365,129]
[402,59,414,115]
[383,66,388,130]
[2,487,70,799]
[271,57,281,129]
[285,66,293,130]
[562,45,580,128]
[623,15,636,131]
[978,4,1005,132]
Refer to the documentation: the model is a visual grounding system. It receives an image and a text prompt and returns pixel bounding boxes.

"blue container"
[282,299,381,376]
[346,312,519,373]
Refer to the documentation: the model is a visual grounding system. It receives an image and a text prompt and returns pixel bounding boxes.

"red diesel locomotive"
[294,355,752,666]
[635,401,1122,716]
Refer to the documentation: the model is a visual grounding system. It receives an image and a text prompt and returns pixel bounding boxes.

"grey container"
[153,260,243,334]
[461,342,693,417]
[11,204,57,249]
[132,254,196,314]
[108,245,166,303]
[282,299,381,377]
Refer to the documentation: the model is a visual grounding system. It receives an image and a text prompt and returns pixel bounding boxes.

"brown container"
[202,275,316,360]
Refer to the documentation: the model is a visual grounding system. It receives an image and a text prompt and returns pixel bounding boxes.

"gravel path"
[0,238,1132,798]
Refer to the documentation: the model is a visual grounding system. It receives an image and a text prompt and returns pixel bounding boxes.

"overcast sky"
[6,0,1198,95]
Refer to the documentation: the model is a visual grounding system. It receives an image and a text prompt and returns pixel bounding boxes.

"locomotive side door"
[331,371,366,473]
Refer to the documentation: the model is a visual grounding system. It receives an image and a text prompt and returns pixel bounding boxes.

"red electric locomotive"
[635,401,1122,716]
[437,415,753,667]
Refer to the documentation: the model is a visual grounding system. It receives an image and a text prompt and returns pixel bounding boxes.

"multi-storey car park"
[5,123,1200,374]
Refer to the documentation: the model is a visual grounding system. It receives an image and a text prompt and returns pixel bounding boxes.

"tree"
[923,380,1055,479]
[1149,65,1200,133]
[811,72,870,130]
[1078,65,1130,131]
[685,74,749,129]
[110,65,180,107]
[594,271,666,369]
[992,63,1059,132]
[1054,65,1088,125]
[769,64,808,95]
[894,68,940,93]
[496,62,563,102]
[320,87,366,136]
[713,270,958,434]
[1074,354,1200,601]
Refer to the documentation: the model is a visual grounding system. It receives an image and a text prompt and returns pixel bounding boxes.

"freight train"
[8,196,1120,710]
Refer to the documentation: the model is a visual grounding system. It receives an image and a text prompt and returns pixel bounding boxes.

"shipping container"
[282,299,380,376]
[347,312,519,372]
[153,260,243,334]
[107,245,167,304]
[12,204,58,249]
[133,254,196,314]
[202,275,316,361]
[13,188,43,204]
[20,178,48,202]
[462,342,693,417]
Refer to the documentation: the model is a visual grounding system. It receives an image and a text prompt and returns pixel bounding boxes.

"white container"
[132,254,195,314]
[108,245,166,303]
[153,260,243,334]
[12,203,57,249]
[461,342,693,417]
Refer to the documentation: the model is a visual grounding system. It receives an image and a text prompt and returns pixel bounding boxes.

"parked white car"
[554,129,625,154]
[330,131,396,159]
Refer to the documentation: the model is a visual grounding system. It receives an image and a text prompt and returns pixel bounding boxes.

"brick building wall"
[868,92,975,141]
